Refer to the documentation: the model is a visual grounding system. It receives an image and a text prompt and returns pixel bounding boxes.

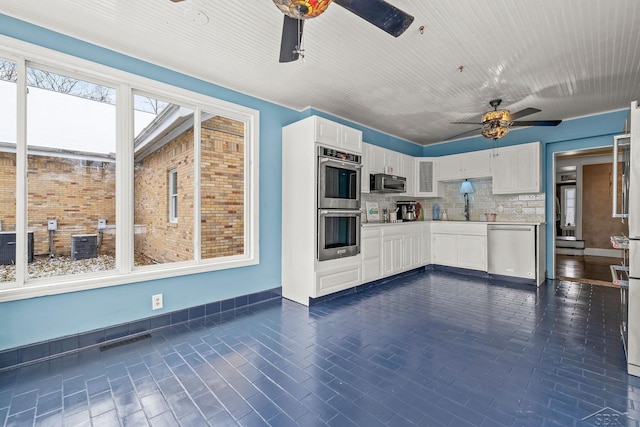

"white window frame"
[168,168,178,223]
[0,36,260,302]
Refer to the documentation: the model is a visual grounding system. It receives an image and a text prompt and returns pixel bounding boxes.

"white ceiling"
[1,0,639,145]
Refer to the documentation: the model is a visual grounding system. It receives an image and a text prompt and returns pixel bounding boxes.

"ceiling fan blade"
[170,0,185,2]
[508,107,541,121]
[279,16,304,63]
[445,128,483,141]
[333,0,414,37]
[451,121,482,125]
[511,120,562,127]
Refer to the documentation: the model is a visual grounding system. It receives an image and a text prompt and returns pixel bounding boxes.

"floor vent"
[99,333,151,351]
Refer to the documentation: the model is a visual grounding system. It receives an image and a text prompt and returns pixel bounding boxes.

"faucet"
[464,193,470,221]
[460,179,473,221]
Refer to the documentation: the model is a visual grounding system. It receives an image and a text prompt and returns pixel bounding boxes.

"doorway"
[553,147,627,286]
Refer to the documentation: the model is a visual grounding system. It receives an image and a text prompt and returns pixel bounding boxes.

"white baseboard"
[583,248,623,258]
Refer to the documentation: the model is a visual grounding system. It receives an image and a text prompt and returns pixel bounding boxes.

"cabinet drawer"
[316,266,361,295]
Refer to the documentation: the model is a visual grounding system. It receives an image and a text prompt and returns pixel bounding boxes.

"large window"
[0,49,259,299]
[26,66,117,280]
[199,112,245,260]
[133,93,196,266]
[0,59,17,282]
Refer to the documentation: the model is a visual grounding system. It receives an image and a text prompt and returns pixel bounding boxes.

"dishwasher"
[487,224,536,280]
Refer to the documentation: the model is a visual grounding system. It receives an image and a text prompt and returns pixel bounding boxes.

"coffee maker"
[396,201,417,221]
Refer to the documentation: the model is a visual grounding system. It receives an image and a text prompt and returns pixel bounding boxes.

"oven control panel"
[319,147,361,164]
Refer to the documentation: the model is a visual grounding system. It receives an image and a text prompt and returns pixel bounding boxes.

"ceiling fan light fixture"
[481,109,510,123]
[481,123,510,140]
[481,108,510,140]
[273,0,334,19]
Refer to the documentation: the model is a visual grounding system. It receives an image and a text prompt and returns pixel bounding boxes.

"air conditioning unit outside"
[71,234,98,261]
[0,231,34,265]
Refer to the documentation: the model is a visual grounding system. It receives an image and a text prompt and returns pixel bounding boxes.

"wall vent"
[100,334,152,351]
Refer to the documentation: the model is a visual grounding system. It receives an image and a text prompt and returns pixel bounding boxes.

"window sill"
[0,255,258,302]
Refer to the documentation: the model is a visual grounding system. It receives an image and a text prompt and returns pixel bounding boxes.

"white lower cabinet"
[420,224,431,265]
[382,234,404,276]
[363,223,427,280]
[457,234,486,271]
[431,222,487,271]
[431,233,457,266]
[404,233,421,269]
[315,257,362,298]
[361,222,541,288]
[362,227,382,282]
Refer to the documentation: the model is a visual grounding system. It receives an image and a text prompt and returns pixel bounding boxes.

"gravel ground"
[1,254,116,282]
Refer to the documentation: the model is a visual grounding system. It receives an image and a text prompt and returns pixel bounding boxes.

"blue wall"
[0,15,416,350]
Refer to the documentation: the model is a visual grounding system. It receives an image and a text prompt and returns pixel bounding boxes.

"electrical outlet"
[152,294,163,310]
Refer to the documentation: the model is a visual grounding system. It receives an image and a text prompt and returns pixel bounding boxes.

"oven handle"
[319,209,362,216]
[319,157,363,168]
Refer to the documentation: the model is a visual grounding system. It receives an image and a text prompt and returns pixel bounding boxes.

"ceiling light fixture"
[481,100,511,140]
[272,0,333,19]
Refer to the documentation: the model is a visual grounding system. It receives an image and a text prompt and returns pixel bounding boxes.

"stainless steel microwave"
[370,173,406,193]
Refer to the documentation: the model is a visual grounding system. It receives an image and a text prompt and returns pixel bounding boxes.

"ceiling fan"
[448,99,562,140]
[272,0,414,62]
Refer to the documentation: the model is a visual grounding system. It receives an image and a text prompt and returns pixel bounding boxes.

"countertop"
[362,220,545,227]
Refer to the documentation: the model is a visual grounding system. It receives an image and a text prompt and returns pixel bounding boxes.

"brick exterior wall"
[0,116,244,264]
[0,151,116,257]
[0,153,16,233]
[134,126,195,263]
[200,116,245,259]
[134,115,245,263]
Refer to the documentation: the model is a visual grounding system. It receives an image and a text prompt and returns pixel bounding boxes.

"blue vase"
[433,204,440,220]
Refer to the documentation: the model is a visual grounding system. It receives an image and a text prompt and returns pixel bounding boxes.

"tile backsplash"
[362,178,545,223]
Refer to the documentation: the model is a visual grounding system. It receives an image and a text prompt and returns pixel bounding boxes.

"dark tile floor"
[1,270,639,426]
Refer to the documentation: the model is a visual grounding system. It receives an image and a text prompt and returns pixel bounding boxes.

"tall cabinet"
[282,116,363,306]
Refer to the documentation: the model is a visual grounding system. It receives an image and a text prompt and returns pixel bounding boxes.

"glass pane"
[26,66,116,279]
[200,113,245,260]
[134,94,194,266]
[563,186,576,227]
[0,59,17,283]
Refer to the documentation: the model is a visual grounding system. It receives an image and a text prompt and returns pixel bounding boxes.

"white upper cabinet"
[362,143,383,193]
[463,150,492,178]
[401,154,415,195]
[385,150,402,176]
[414,158,439,197]
[314,116,363,153]
[366,143,387,174]
[342,126,363,153]
[492,142,541,194]
[362,143,413,193]
[437,150,492,181]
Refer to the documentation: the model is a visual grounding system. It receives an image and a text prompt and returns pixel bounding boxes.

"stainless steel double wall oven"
[316,146,362,261]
